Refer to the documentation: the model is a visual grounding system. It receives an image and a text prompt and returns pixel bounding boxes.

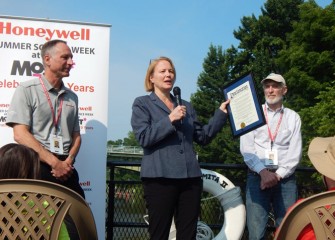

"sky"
[1,0,331,141]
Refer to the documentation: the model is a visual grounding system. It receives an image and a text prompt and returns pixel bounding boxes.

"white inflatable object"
[201,169,246,240]
[169,168,246,240]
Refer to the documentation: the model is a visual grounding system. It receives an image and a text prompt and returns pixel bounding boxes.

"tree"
[107,131,140,147]
[303,83,335,137]
[107,139,123,146]
[123,131,140,147]
[277,0,335,109]
[192,0,305,164]
[192,0,335,170]
[299,82,335,166]
[191,45,242,167]
[233,0,304,94]
[273,1,335,166]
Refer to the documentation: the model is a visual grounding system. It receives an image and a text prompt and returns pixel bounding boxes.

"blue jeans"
[245,172,297,240]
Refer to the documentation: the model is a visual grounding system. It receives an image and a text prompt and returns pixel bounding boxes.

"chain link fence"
[106,161,321,240]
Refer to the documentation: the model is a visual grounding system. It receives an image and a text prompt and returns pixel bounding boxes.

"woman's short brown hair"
[0,143,40,179]
[144,56,176,92]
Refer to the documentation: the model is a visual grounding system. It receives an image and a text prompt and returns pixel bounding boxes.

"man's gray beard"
[265,96,283,105]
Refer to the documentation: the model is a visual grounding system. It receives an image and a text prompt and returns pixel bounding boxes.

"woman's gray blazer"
[131,92,227,179]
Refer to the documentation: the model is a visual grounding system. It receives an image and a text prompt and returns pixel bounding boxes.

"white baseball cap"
[261,73,286,85]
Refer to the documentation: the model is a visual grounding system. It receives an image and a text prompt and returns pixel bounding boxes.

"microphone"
[173,86,183,124]
[173,86,182,106]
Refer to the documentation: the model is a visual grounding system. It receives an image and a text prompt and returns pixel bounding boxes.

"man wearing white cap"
[240,73,302,239]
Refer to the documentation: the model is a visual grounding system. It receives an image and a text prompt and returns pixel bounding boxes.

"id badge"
[265,149,278,167]
[50,134,64,154]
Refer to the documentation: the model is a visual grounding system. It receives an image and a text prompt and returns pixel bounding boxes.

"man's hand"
[259,169,279,190]
[51,159,74,181]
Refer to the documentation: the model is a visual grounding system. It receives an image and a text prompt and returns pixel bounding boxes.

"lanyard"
[39,77,64,131]
[263,105,283,150]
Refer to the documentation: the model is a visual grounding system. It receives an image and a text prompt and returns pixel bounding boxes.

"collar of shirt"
[265,103,284,113]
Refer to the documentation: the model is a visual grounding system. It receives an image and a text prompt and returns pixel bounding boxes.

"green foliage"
[108,131,140,147]
[232,0,304,98]
[107,139,123,146]
[277,0,335,109]
[123,131,140,147]
[191,45,244,165]
[300,82,335,140]
[191,0,335,171]
[114,167,141,181]
[276,1,335,168]
[200,193,223,225]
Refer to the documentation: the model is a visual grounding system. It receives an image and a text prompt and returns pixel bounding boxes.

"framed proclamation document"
[223,72,265,138]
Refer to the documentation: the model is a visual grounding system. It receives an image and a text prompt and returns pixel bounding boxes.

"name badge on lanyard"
[39,77,64,154]
[264,105,283,168]
[265,149,278,167]
[50,135,64,154]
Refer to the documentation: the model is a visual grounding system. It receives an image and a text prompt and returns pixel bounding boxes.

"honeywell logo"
[0,21,90,41]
